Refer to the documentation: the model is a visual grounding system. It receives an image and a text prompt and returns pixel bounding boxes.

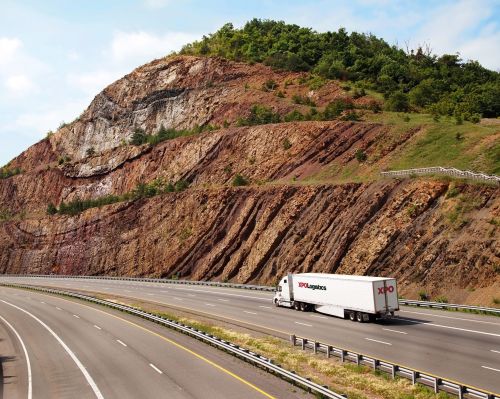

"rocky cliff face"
[1,56,498,305]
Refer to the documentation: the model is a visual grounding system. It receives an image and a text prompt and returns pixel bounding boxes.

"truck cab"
[273,274,293,307]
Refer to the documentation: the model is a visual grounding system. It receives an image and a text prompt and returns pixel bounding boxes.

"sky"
[1,0,499,166]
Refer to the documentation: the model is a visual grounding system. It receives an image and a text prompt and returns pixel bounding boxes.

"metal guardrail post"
[326,345,331,358]
[434,377,440,393]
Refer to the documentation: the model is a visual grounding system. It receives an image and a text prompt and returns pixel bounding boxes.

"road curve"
[3,276,498,393]
[0,286,313,399]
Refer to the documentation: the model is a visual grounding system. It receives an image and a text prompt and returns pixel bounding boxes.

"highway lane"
[2,277,500,393]
[0,286,313,399]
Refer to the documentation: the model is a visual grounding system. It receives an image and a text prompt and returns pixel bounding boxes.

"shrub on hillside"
[237,105,281,126]
[232,174,249,186]
[384,91,409,112]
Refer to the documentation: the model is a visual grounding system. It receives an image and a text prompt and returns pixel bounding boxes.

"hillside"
[0,49,499,304]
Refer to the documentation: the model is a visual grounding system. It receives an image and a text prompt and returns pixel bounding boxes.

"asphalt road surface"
[0,285,314,399]
[2,277,500,393]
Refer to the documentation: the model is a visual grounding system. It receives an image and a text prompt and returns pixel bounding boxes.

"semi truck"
[273,273,399,322]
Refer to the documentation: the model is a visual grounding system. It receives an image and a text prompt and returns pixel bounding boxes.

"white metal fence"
[380,167,500,184]
[291,334,498,399]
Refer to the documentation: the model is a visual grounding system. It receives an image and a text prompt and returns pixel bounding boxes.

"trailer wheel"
[356,312,364,323]
[293,302,300,311]
[300,302,308,312]
[349,312,356,321]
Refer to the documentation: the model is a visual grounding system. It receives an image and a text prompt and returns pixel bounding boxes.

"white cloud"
[414,0,496,60]
[457,24,500,70]
[5,74,35,95]
[68,70,124,96]
[143,0,172,8]
[110,30,200,63]
[0,37,22,65]
[10,98,89,138]
[67,50,81,61]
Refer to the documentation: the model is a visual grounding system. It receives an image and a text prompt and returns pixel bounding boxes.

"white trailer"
[273,273,399,322]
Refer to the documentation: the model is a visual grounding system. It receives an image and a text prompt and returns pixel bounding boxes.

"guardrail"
[380,167,500,184]
[398,299,500,315]
[290,334,498,399]
[2,275,499,314]
[1,283,343,399]
[0,274,275,291]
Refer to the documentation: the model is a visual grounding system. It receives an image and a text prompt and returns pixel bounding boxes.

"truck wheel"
[294,302,300,311]
[349,312,356,321]
[300,302,307,312]
[356,312,364,323]
[274,298,279,307]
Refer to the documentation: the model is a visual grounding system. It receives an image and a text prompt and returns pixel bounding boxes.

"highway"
[1,277,500,394]
[0,285,313,399]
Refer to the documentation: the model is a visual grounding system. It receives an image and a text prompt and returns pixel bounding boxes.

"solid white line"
[399,310,500,326]
[0,314,32,399]
[116,340,127,347]
[73,314,80,319]
[244,311,257,315]
[310,315,328,319]
[164,286,269,301]
[482,365,500,373]
[490,350,500,354]
[94,325,102,330]
[259,306,272,309]
[295,322,312,327]
[396,317,500,337]
[365,338,392,345]
[149,363,163,374]
[1,300,105,399]
[383,328,407,335]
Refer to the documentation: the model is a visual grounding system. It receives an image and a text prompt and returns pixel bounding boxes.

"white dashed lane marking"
[482,366,500,373]
[365,338,392,346]
[383,328,407,335]
[150,363,163,374]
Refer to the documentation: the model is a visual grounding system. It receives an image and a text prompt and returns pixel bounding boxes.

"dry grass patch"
[141,307,452,399]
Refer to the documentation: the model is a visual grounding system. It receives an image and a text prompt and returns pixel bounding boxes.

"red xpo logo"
[298,282,327,291]
[378,286,394,294]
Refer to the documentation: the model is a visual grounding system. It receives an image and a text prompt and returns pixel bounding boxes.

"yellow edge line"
[88,290,500,395]
[6,284,499,396]
[2,286,277,399]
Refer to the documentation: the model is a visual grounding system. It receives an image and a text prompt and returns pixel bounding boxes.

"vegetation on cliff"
[180,19,500,119]
[0,165,22,179]
[49,178,190,216]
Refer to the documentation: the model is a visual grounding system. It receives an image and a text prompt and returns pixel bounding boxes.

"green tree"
[385,91,409,112]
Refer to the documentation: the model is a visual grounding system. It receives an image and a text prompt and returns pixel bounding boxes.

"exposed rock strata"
[0,56,498,305]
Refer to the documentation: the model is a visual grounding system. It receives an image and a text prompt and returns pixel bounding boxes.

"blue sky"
[1,0,499,166]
